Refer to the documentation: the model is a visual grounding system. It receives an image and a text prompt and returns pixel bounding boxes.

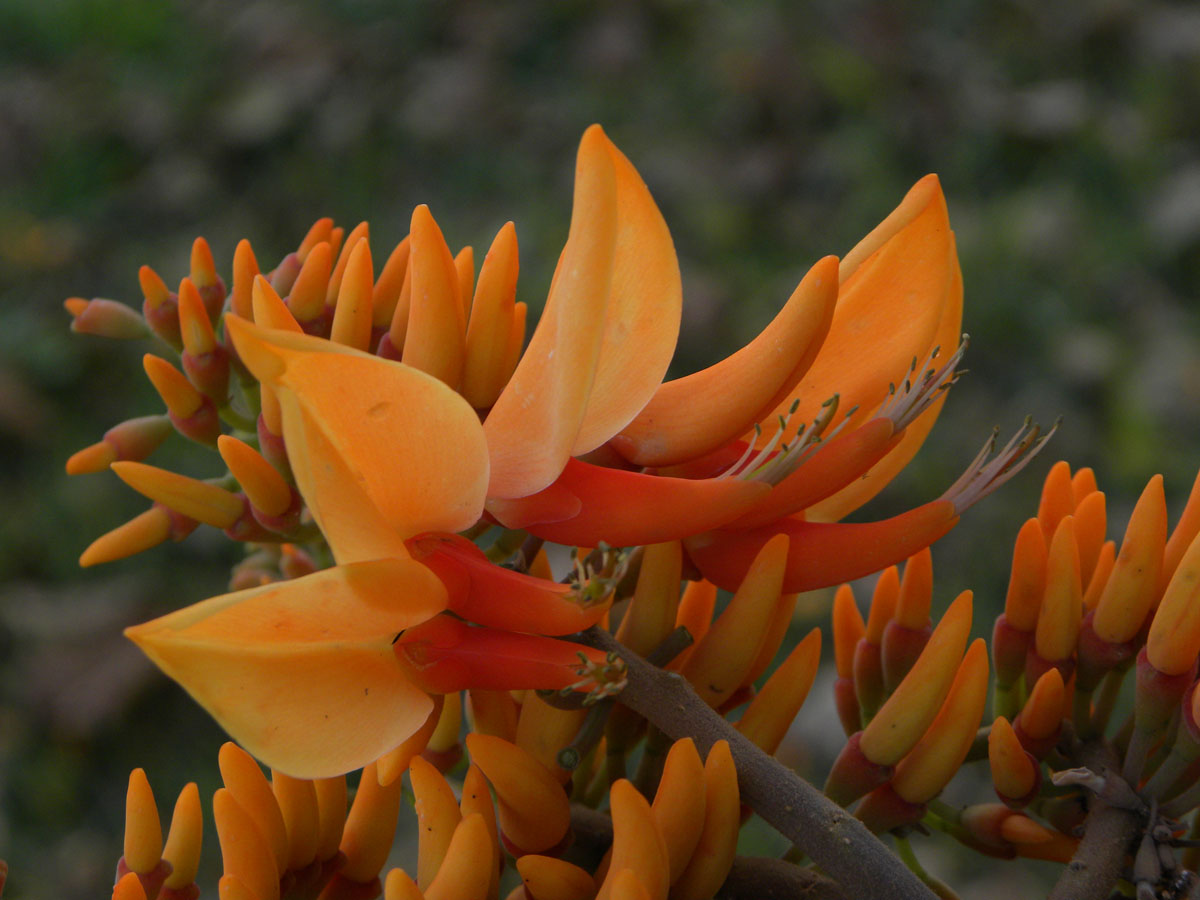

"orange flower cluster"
[66,126,1076,899]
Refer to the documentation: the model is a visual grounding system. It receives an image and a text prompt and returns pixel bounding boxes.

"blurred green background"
[3,1,1200,897]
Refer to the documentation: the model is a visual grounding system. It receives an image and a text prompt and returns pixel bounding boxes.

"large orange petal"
[839,175,941,283]
[125,559,445,778]
[484,125,618,498]
[757,177,952,446]
[570,131,682,455]
[611,255,838,467]
[805,232,963,522]
[228,318,489,562]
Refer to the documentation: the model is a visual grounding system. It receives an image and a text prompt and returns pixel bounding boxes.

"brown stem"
[1047,741,1146,900]
[581,628,937,900]
[569,806,847,900]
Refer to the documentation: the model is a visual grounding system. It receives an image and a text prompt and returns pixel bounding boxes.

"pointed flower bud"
[833,584,865,735]
[1147,529,1200,677]
[313,776,347,863]
[1093,475,1166,645]
[217,435,296,526]
[466,733,570,855]
[372,236,412,331]
[139,265,181,348]
[1037,460,1074,541]
[218,743,289,877]
[1013,668,1064,759]
[286,242,333,330]
[213,788,279,900]
[615,540,682,657]
[403,206,465,389]
[65,297,149,340]
[330,239,374,351]
[79,505,196,566]
[190,237,226,320]
[270,771,320,872]
[143,354,220,445]
[161,783,202,891]
[112,462,244,531]
[67,415,172,475]
[113,872,148,900]
[326,222,368,306]
[229,239,260,321]
[124,768,163,875]
[1029,516,1081,684]
[882,549,934,690]
[891,637,989,805]
[989,716,1039,806]
[179,278,231,401]
[339,762,403,883]
[736,627,822,754]
[859,590,973,767]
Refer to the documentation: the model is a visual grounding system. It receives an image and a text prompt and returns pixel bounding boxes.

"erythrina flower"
[114,123,1036,783]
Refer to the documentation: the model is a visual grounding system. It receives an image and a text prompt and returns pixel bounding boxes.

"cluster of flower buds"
[116,730,745,900]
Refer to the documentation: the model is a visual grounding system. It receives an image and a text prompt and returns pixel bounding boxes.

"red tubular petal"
[406,533,610,636]
[686,501,959,593]
[394,616,609,694]
[488,458,769,548]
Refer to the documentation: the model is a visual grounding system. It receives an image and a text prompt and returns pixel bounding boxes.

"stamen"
[559,651,628,705]
[941,416,1061,515]
[878,334,970,431]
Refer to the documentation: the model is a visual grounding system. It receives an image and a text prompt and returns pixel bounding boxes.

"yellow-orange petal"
[227,317,489,562]
[773,176,951,453]
[570,129,682,456]
[736,627,822,754]
[804,230,963,523]
[615,540,682,657]
[125,559,445,777]
[218,435,292,519]
[895,547,933,629]
[403,206,465,388]
[1073,490,1107,589]
[298,218,334,261]
[80,506,173,567]
[838,174,940,282]
[864,566,900,645]
[613,255,836,468]
[484,125,618,499]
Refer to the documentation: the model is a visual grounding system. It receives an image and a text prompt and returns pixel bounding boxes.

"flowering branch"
[581,627,939,900]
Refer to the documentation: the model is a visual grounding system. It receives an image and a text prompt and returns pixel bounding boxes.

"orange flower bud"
[403,206,464,389]
[213,788,279,900]
[1073,490,1107,588]
[330,239,374,351]
[66,297,149,340]
[1093,475,1166,645]
[988,716,1039,805]
[859,590,972,767]
[466,734,570,855]
[615,540,683,657]
[339,762,403,883]
[516,855,596,900]
[408,756,461,890]
[1037,460,1074,541]
[372,236,411,330]
[270,771,320,871]
[218,743,289,877]
[1148,529,1200,676]
[1004,518,1047,632]
[287,242,333,327]
[112,461,244,530]
[1013,668,1065,759]
[1072,466,1098,504]
[124,768,162,875]
[891,638,989,804]
[1031,516,1081,668]
[218,435,294,522]
[190,236,226,319]
[161,782,202,890]
[736,627,822,754]
[462,223,519,409]
[326,222,369,306]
